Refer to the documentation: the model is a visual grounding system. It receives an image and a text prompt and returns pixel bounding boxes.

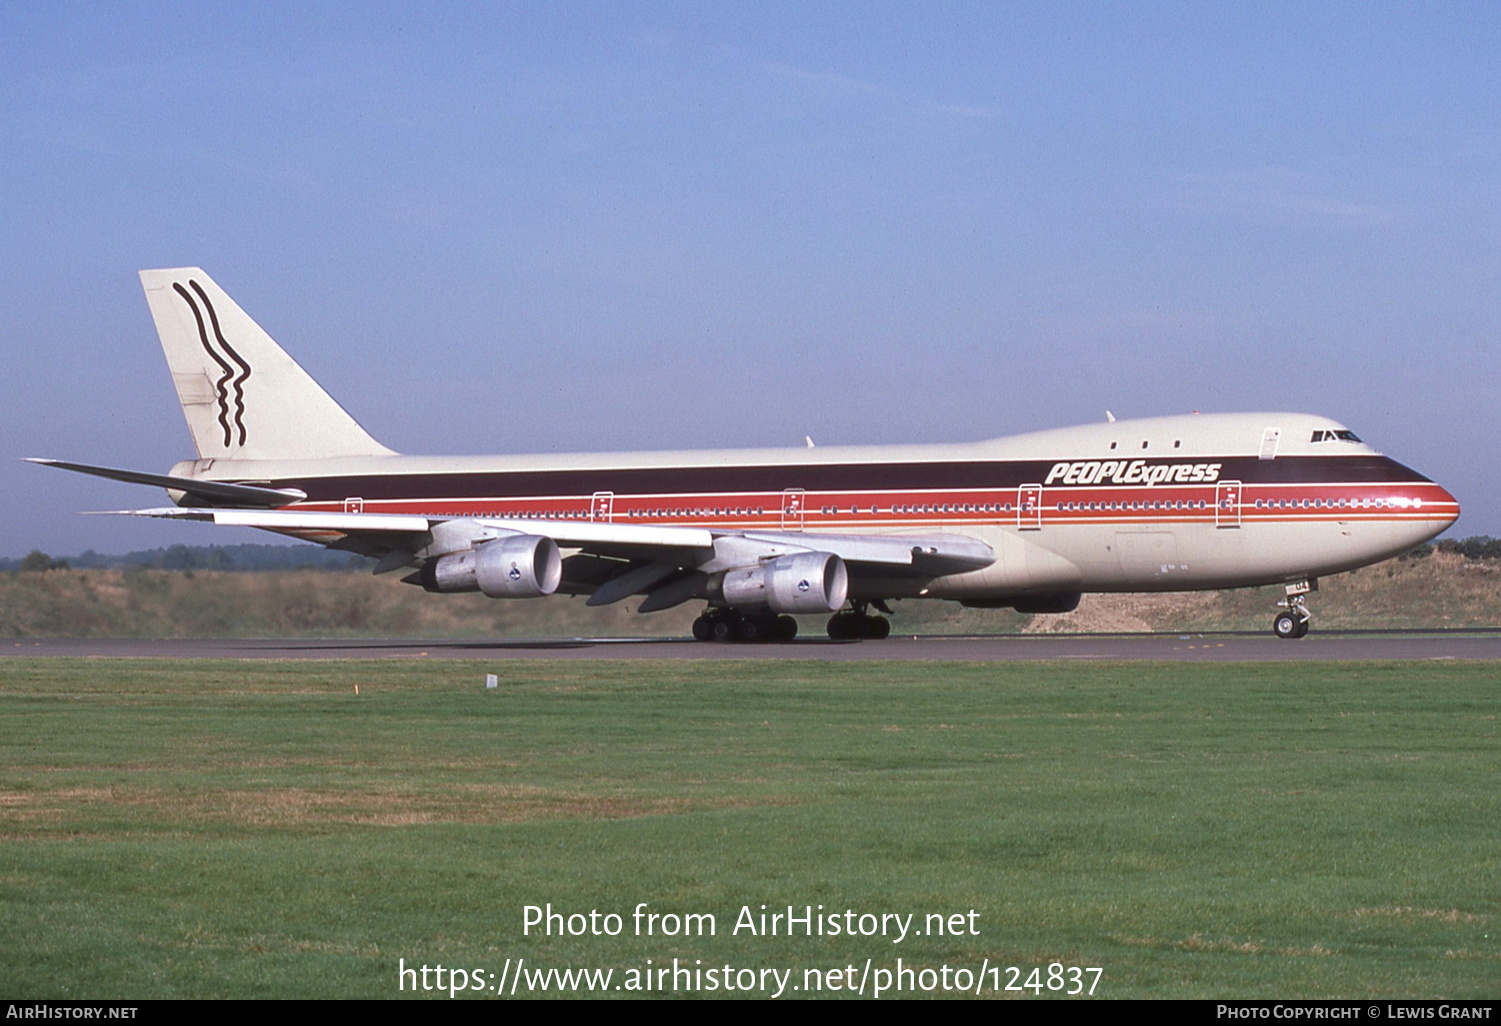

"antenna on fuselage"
[1105,411,1116,423]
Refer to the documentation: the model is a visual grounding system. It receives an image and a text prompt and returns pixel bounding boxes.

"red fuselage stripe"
[289,480,1458,528]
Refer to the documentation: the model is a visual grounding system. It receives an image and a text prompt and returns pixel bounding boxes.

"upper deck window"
[1310,429,1363,443]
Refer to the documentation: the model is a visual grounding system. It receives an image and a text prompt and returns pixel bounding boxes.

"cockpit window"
[1311,429,1363,443]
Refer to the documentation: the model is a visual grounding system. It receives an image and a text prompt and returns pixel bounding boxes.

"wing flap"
[586,560,683,606]
[733,530,995,575]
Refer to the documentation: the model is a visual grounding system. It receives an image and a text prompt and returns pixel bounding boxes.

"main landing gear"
[692,608,799,643]
[826,600,892,641]
[1272,579,1316,639]
[689,600,899,643]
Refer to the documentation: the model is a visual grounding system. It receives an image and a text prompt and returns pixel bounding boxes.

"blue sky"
[2,2,1497,555]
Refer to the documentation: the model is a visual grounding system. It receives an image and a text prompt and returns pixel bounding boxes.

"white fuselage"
[172,411,1458,604]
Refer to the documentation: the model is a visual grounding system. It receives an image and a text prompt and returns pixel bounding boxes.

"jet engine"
[719,552,848,613]
[419,535,562,598]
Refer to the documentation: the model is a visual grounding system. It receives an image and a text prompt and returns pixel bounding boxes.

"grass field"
[1,658,1496,999]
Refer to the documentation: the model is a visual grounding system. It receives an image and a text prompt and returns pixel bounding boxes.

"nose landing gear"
[1272,579,1316,639]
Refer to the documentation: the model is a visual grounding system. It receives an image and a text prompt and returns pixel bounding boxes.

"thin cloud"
[932,103,997,120]
[760,62,883,98]
[1177,167,1401,225]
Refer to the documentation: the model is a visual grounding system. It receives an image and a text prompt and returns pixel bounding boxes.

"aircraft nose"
[1431,482,1460,527]
[1409,480,1461,549]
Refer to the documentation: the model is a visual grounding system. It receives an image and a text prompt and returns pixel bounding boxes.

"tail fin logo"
[172,280,252,447]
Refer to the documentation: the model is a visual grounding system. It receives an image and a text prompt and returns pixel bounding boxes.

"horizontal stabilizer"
[25,458,306,507]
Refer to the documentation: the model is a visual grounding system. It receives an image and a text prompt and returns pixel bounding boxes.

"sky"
[1,2,1497,556]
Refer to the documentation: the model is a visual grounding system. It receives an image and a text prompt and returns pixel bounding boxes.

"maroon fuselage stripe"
[251,454,1456,529]
[266,454,1428,503]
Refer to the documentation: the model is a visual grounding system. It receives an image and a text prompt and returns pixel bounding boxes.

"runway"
[8,630,1501,661]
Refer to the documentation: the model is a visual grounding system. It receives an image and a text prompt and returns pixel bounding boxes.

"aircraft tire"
[711,618,736,643]
[735,617,762,642]
[692,615,713,642]
[863,615,891,640]
[775,615,798,642]
[1273,611,1303,639]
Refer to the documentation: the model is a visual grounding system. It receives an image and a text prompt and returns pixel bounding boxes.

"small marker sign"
[485,674,498,689]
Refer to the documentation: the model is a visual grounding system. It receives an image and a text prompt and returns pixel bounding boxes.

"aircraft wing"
[111,506,996,609]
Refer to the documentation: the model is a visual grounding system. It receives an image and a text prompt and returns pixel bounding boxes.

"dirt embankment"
[1020,551,1501,633]
[1,551,1495,638]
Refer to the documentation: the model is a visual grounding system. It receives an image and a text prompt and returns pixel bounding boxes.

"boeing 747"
[29,268,1460,641]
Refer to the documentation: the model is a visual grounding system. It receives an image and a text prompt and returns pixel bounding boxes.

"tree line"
[10,537,1501,575]
[3,544,374,573]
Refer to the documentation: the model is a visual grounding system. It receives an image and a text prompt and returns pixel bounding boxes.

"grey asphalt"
[7,631,1501,661]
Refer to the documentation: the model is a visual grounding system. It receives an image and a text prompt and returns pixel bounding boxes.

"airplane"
[29,268,1460,642]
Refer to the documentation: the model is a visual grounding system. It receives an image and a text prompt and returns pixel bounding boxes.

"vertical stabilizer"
[139,268,397,460]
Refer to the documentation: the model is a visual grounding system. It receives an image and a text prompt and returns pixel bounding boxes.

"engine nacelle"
[720,552,849,614]
[420,535,562,598]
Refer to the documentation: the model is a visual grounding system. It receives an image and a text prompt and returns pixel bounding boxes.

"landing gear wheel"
[698,608,793,643]
[1273,611,1302,639]
[826,609,893,640]
[1273,609,1310,639]
[826,612,856,640]
[1272,581,1316,640]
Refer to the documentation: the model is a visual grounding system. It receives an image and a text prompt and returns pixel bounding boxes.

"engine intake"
[420,535,562,598]
[720,552,848,613]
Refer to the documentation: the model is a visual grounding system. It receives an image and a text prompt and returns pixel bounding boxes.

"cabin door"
[781,488,806,531]
[1017,484,1043,530]
[591,491,614,523]
[1215,481,1242,528]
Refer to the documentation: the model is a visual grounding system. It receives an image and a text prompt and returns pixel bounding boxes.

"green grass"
[0,659,1497,998]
